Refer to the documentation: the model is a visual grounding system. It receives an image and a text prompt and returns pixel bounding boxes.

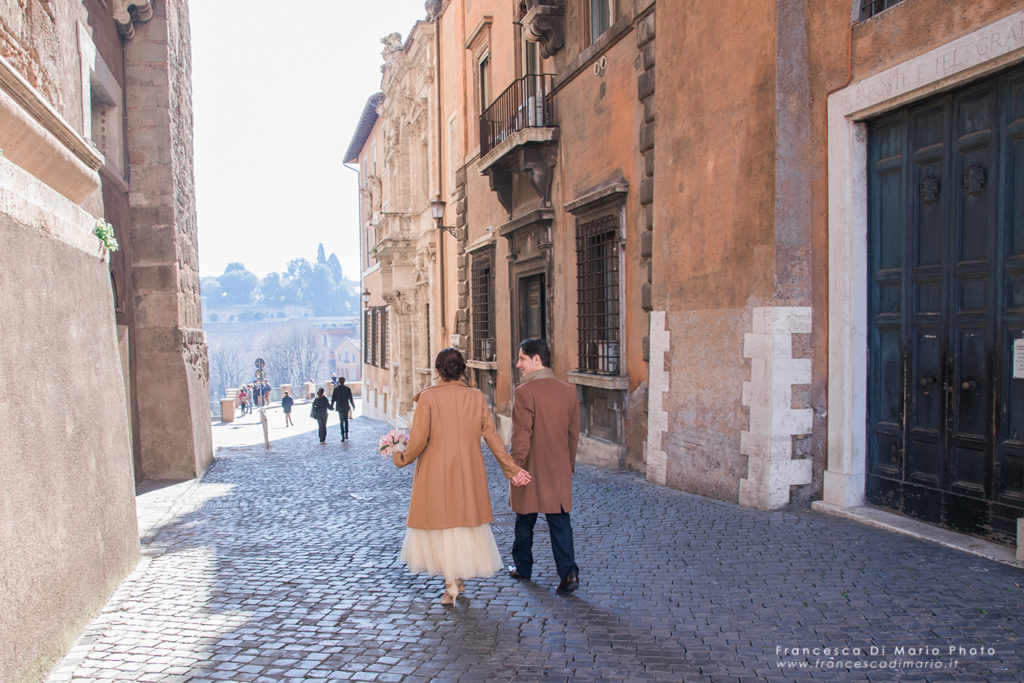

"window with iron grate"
[364,310,372,364]
[860,0,905,19]
[576,215,620,374]
[471,247,496,362]
[379,307,389,370]
[370,308,379,367]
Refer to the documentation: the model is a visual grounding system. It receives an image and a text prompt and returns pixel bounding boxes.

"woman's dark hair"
[519,338,551,368]
[435,347,467,381]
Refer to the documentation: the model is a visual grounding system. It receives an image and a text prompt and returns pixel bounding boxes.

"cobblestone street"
[48,407,1024,682]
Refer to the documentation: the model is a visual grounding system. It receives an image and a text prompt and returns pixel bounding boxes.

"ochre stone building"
[351,0,1024,553]
[0,1,211,680]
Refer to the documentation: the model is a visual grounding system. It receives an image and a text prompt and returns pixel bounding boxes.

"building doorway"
[865,63,1024,545]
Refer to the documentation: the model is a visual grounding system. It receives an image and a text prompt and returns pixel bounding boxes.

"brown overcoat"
[508,368,580,514]
[393,380,523,530]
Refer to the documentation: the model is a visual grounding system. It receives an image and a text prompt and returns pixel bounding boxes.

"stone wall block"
[641,282,652,311]
[639,122,655,153]
[640,176,654,205]
[636,11,656,48]
[644,203,654,231]
[644,95,656,123]
[644,149,655,177]
[640,230,653,258]
[133,263,178,292]
[638,70,655,101]
[643,43,656,71]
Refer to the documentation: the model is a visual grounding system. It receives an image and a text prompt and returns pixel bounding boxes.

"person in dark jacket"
[311,388,330,443]
[281,391,294,427]
[330,377,356,441]
[507,338,581,593]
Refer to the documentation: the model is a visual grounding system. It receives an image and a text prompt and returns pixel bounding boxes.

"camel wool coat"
[393,380,523,530]
[508,368,580,514]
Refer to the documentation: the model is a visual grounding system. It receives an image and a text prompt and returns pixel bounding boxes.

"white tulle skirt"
[401,524,504,580]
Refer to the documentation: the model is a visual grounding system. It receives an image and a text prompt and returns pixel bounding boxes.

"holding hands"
[510,469,532,487]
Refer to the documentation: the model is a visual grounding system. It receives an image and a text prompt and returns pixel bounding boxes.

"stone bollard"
[220,398,236,423]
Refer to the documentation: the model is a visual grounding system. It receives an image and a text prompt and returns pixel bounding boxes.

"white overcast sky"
[190,1,428,281]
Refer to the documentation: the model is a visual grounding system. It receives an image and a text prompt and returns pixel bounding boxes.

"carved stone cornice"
[113,1,153,40]
[482,139,559,218]
[523,0,565,58]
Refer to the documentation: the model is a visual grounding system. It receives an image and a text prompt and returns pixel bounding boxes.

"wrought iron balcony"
[479,74,556,156]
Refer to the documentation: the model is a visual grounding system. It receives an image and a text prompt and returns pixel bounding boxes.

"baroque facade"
[346,21,442,425]
[0,1,211,680]
[351,0,1024,553]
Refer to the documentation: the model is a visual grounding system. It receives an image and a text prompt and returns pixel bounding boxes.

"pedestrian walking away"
[311,388,330,444]
[508,337,582,593]
[392,347,531,605]
[281,390,294,427]
[330,377,356,441]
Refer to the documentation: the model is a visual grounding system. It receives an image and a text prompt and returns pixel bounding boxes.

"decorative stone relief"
[113,0,153,39]
[523,0,565,58]
[739,307,813,509]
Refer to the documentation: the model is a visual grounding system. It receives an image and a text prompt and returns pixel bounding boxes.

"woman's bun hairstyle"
[435,347,466,381]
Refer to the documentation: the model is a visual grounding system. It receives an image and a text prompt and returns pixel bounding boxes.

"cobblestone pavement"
[48,408,1024,682]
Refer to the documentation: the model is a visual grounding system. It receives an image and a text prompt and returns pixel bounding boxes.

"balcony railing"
[479,74,556,156]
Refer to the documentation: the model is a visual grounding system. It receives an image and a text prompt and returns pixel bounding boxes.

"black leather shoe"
[508,565,530,580]
[556,571,579,593]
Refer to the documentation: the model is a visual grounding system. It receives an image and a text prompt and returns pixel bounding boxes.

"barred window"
[370,308,379,367]
[471,247,495,362]
[363,309,371,364]
[576,214,620,374]
[859,0,905,19]
[376,306,389,369]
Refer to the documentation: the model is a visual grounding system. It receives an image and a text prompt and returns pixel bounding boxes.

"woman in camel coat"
[393,348,531,604]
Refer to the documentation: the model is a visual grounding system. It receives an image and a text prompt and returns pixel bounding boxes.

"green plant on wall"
[94,220,119,252]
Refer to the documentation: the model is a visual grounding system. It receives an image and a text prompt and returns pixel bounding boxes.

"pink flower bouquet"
[378,429,409,457]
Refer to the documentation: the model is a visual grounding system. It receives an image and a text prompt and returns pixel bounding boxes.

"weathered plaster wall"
[648,0,845,507]
[852,0,1024,81]
[0,167,138,683]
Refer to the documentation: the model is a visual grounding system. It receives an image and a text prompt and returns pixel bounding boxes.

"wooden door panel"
[867,64,1024,544]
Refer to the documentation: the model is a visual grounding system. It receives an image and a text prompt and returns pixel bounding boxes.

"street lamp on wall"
[430,195,458,237]
[361,289,371,306]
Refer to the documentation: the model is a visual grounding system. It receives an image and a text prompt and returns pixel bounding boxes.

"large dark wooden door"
[867,63,1024,546]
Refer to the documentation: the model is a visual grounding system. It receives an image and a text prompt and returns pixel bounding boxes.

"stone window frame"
[565,181,628,380]
[465,15,493,152]
[823,10,1024,510]
[469,243,497,363]
[77,22,125,178]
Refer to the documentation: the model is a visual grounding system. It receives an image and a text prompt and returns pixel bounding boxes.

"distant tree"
[209,346,247,400]
[260,326,324,387]
[259,272,285,306]
[327,252,344,283]
[310,262,338,316]
[219,263,258,305]
[284,258,314,304]
[317,243,327,264]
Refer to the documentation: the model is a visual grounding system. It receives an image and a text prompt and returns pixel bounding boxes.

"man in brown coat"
[508,338,582,593]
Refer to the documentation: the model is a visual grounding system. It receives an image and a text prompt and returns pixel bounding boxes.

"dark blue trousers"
[512,510,578,581]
